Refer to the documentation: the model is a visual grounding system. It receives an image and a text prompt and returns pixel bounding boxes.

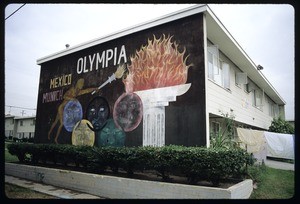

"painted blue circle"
[63,99,83,132]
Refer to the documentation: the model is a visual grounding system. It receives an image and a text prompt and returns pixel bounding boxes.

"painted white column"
[143,106,165,147]
[135,83,191,147]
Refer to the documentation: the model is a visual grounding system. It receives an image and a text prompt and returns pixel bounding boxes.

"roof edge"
[36,4,206,65]
[14,116,36,119]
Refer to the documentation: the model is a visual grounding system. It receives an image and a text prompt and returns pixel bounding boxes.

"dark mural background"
[35,13,206,147]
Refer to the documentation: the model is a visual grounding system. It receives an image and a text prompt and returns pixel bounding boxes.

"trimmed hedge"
[7,143,254,186]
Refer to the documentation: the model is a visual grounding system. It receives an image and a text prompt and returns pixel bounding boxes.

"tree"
[268,117,294,134]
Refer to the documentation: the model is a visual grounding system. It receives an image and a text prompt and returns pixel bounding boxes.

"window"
[31,119,36,126]
[30,132,35,138]
[268,100,275,117]
[256,90,263,108]
[236,72,248,85]
[207,45,230,89]
[211,121,220,136]
[222,62,230,89]
[20,120,23,126]
[207,45,220,81]
[244,80,254,93]
[252,89,263,109]
[244,84,250,93]
[274,104,279,117]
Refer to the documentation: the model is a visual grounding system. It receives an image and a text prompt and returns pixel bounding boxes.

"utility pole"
[20,110,26,116]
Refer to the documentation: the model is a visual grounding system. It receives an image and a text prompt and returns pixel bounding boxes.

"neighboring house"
[5,115,36,140]
[5,115,15,139]
[35,4,285,147]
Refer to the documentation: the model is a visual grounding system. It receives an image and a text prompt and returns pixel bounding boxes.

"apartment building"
[5,115,36,140]
[205,12,285,142]
[4,115,15,139]
[35,4,285,147]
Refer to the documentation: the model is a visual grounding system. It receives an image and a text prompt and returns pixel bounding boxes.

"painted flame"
[123,34,192,93]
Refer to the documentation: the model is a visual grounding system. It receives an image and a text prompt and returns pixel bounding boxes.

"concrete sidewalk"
[5,175,104,199]
[264,159,294,171]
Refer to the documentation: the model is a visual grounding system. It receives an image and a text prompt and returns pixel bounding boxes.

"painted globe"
[63,99,83,132]
[113,92,143,132]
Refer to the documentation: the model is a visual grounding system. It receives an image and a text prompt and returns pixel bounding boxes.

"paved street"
[264,159,294,171]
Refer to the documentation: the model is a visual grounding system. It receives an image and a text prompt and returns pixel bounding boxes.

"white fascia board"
[14,116,36,120]
[37,4,207,65]
[205,5,285,105]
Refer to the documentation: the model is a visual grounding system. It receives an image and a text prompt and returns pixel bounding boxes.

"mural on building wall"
[123,34,192,92]
[47,78,96,143]
[72,119,95,146]
[35,13,207,147]
[92,64,127,95]
[122,34,192,146]
[113,92,143,132]
[63,99,83,132]
[45,34,192,146]
[86,96,110,132]
[97,118,126,147]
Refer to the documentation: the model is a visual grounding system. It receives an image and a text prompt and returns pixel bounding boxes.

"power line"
[5,105,36,111]
[5,4,26,20]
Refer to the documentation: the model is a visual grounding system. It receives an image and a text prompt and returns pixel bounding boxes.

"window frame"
[207,45,231,90]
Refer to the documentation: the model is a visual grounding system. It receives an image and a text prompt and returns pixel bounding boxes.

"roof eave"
[14,116,36,120]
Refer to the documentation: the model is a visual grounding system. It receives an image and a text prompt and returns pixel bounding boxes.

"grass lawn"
[4,142,19,163]
[249,165,294,199]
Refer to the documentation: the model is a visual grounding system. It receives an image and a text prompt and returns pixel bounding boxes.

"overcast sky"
[4,3,294,120]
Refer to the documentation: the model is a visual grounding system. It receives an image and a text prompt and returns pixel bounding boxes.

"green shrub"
[7,143,254,186]
[7,143,32,163]
[268,116,294,134]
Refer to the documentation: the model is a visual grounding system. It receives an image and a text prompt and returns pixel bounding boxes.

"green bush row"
[7,143,254,186]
